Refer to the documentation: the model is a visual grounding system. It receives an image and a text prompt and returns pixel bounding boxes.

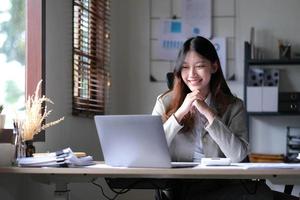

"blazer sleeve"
[205,100,249,163]
[152,95,183,146]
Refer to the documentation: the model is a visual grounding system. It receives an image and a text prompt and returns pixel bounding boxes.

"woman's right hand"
[174,90,205,123]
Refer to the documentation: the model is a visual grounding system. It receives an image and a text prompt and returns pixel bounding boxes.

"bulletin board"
[150,0,212,82]
[149,0,237,82]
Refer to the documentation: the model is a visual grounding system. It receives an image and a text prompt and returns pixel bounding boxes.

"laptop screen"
[94,115,172,168]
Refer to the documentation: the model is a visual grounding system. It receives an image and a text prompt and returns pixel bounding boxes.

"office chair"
[166,72,174,90]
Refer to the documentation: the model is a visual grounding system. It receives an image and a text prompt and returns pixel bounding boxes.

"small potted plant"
[0,105,5,129]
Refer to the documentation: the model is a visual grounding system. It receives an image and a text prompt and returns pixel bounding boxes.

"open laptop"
[94,115,198,168]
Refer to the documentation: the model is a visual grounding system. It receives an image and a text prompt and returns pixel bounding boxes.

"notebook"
[94,115,198,168]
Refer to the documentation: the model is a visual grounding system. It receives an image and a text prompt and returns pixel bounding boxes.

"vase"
[12,128,26,166]
[14,136,26,160]
[12,124,37,165]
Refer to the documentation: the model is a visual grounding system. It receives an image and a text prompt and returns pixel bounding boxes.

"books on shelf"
[17,147,95,167]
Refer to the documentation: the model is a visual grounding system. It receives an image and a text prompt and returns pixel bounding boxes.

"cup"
[0,144,14,166]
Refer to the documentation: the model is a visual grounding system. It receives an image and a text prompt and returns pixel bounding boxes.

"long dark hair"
[163,36,235,131]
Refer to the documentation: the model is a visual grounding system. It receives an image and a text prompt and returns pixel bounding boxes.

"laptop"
[94,115,198,168]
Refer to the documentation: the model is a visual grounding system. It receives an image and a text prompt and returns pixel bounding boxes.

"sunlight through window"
[0,0,25,128]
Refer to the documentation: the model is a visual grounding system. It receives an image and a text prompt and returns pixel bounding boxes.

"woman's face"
[181,50,217,95]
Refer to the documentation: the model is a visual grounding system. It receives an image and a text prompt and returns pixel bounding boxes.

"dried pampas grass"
[22,80,64,141]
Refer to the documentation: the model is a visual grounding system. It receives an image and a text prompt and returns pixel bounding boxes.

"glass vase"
[12,122,36,165]
[12,126,26,165]
[14,134,26,160]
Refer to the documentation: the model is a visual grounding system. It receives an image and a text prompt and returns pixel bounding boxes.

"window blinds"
[73,0,111,116]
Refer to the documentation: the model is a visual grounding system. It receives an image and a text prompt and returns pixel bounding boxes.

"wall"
[1,0,300,199]
[110,0,163,115]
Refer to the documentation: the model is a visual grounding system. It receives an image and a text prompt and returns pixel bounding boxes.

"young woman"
[152,36,248,163]
[152,36,275,200]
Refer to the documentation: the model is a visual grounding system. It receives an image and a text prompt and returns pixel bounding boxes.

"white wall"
[110,0,169,115]
[1,0,300,199]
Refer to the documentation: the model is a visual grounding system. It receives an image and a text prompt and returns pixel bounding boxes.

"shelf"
[247,112,300,116]
[244,41,300,140]
[247,59,300,65]
[244,42,300,65]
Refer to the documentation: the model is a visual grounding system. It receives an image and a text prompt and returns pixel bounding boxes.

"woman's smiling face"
[181,50,217,95]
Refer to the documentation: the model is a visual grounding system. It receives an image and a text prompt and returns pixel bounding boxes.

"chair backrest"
[166,72,174,89]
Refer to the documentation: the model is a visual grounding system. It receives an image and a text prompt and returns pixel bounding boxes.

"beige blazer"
[152,92,249,163]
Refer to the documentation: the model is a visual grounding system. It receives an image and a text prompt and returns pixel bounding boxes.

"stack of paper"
[17,148,95,167]
[235,162,300,169]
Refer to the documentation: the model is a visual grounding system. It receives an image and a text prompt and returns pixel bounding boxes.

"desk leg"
[54,182,70,200]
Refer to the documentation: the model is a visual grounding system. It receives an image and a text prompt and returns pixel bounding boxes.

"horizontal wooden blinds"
[73,0,111,116]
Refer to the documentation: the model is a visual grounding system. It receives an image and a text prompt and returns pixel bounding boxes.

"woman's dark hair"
[163,36,235,131]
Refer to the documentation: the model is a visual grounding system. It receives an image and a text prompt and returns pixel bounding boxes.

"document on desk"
[234,163,300,169]
[18,148,95,167]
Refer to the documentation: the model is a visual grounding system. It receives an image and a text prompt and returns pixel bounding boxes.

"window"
[72,0,111,116]
[0,0,44,143]
[0,0,25,128]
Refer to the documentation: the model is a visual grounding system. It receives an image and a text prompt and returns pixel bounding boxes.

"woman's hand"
[174,90,205,123]
[193,99,209,114]
[193,100,216,125]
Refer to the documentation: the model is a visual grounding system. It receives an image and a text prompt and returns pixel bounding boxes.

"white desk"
[1,162,300,199]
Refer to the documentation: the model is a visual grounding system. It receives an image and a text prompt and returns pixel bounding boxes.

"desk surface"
[1,162,300,184]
